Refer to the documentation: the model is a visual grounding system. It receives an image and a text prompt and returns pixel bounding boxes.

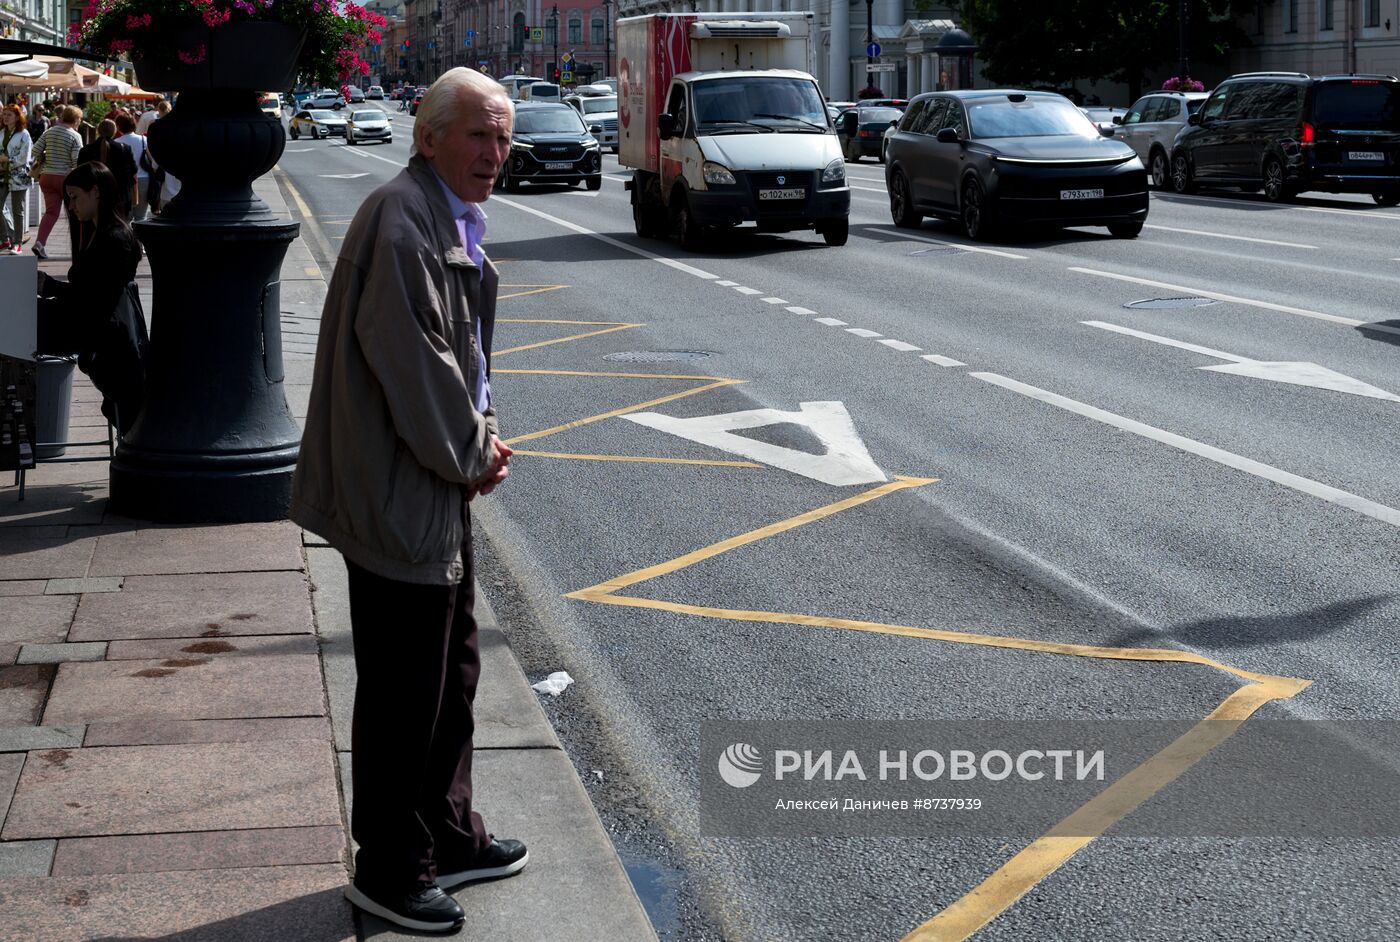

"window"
[1122,98,1148,125]
[1320,0,1334,30]
[1285,0,1297,33]
[1225,82,1266,119]
[546,20,557,44]
[898,98,925,132]
[942,101,967,137]
[568,17,581,44]
[1200,88,1230,121]
[1365,0,1380,27]
[915,98,947,134]
[512,12,525,52]
[592,17,604,44]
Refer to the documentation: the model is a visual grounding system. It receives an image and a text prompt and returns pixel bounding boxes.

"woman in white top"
[30,103,83,258]
[0,104,33,254]
[113,111,149,222]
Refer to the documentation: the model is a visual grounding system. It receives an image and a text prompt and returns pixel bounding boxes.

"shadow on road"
[1106,594,1395,650]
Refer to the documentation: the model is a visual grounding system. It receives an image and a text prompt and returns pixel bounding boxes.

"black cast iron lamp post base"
[111,82,301,522]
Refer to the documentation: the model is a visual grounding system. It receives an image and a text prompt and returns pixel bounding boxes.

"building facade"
[1,0,67,45]
[1229,0,1400,76]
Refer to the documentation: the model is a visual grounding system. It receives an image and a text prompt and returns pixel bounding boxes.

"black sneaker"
[436,838,529,888]
[344,881,465,934]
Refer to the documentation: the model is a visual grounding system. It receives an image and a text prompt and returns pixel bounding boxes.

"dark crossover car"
[836,105,904,162]
[884,90,1149,240]
[496,101,603,191]
[1170,72,1400,205]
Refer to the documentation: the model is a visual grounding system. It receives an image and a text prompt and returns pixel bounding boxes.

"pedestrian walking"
[0,104,33,254]
[135,96,163,136]
[29,104,82,259]
[35,161,146,434]
[112,112,149,222]
[28,103,47,139]
[79,119,139,219]
[290,67,527,935]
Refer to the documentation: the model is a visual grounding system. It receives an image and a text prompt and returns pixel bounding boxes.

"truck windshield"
[693,78,828,132]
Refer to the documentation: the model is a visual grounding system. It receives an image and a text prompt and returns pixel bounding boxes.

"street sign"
[562,52,573,63]
[868,63,896,72]
[561,70,573,82]
[866,42,881,57]
[529,26,544,41]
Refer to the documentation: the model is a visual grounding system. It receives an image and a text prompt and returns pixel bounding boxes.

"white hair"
[412,68,512,155]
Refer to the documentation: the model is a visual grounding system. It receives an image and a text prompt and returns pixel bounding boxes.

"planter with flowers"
[1161,76,1206,92]
[66,0,383,522]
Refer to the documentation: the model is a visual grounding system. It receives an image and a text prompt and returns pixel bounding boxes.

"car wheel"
[1149,148,1169,189]
[673,194,707,250]
[1108,221,1143,239]
[503,166,521,192]
[586,175,602,191]
[889,171,922,229]
[820,217,849,246]
[385,137,392,144]
[961,177,996,241]
[879,141,887,164]
[290,126,299,140]
[1372,191,1400,207]
[1170,152,1196,194]
[1261,156,1292,202]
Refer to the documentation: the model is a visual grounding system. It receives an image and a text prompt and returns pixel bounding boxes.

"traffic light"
[553,67,560,81]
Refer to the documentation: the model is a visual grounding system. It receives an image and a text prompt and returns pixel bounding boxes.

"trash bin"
[35,354,77,459]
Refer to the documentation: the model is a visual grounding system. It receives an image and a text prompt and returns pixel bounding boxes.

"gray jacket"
[290,156,499,585]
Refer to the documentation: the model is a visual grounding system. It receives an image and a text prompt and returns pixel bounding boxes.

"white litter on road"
[531,671,575,696]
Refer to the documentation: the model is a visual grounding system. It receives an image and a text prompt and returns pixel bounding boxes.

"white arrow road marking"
[283,147,315,153]
[621,401,886,487]
[320,172,372,179]
[1084,321,1400,402]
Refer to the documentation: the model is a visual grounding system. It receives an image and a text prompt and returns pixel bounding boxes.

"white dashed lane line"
[761,297,788,304]
[846,328,883,338]
[879,339,922,352]
[734,286,763,295]
[786,306,817,315]
[922,354,967,367]
[814,317,847,326]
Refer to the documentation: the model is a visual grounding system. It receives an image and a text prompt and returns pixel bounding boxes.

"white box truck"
[617,12,850,248]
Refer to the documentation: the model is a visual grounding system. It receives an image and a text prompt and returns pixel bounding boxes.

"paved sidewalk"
[0,174,656,940]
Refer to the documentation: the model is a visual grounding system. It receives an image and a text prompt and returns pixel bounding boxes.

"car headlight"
[821,158,846,184]
[512,141,534,151]
[581,138,600,149]
[703,161,736,185]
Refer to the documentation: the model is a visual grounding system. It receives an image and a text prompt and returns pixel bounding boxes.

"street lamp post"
[1178,0,1190,83]
[603,0,611,80]
[551,3,559,80]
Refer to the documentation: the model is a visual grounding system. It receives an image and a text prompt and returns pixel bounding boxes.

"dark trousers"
[344,527,490,890]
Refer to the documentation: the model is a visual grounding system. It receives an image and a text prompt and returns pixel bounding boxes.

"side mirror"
[589,124,603,134]
[657,113,677,139]
[1098,125,1116,137]
[1112,114,1124,125]
[936,126,960,144]
[1187,113,1201,126]
[889,119,899,128]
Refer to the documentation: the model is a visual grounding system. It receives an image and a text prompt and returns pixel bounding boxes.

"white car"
[1113,90,1210,187]
[366,85,384,99]
[346,109,392,145]
[565,94,618,152]
[289,109,347,139]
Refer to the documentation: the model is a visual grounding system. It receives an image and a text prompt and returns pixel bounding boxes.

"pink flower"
[177,45,207,65]
[125,13,151,27]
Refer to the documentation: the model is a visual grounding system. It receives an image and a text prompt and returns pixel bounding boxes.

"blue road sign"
[866,42,881,57]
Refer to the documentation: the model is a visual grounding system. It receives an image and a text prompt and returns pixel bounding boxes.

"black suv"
[1170,71,1400,205]
[496,102,603,192]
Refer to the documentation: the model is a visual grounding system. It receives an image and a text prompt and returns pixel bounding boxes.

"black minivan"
[1170,72,1400,205]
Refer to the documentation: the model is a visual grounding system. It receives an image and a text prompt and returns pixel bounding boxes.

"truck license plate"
[545,161,573,170]
[759,188,805,200]
[1348,151,1384,161]
[1060,188,1104,200]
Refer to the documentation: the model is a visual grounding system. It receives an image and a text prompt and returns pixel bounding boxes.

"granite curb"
[0,170,657,941]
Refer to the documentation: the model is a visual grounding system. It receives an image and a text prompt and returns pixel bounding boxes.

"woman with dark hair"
[0,103,32,253]
[77,118,138,218]
[35,161,146,434]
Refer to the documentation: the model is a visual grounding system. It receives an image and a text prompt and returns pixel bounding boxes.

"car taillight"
[1300,121,1315,145]
[858,130,874,138]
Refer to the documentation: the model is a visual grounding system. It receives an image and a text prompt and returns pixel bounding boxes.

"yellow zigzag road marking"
[564,478,1312,941]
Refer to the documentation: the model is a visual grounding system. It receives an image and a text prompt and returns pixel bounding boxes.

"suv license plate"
[1061,188,1104,200]
[759,188,805,200]
[545,161,573,170]
[1348,151,1384,161]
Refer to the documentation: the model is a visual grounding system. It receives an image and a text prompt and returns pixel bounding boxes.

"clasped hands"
[468,434,512,500]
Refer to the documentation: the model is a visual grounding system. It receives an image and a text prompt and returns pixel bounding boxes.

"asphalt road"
[275,103,1400,941]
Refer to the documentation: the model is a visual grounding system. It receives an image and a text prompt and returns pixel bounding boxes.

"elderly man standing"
[291,68,527,934]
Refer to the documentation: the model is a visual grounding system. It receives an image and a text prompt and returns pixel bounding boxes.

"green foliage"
[83,100,113,127]
[949,0,1262,100]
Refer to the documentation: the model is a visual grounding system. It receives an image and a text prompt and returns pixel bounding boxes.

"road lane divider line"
[971,371,1400,527]
[880,339,922,352]
[275,169,336,282]
[847,328,883,338]
[1069,267,1362,326]
[905,676,1310,942]
[922,355,966,367]
[867,227,1030,259]
[814,318,847,326]
[511,450,763,469]
[495,285,570,301]
[1143,223,1316,249]
[761,297,788,304]
[1081,321,1249,363]
[786,306,817,315]
[491,195,720,280]
[734,286,763,295]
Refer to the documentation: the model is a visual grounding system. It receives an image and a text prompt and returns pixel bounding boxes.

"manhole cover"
[603,351,714,363]
[909,247,961,256]
[1124,296,1219,310]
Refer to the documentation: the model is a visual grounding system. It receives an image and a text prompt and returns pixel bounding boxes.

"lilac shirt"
[432,170,491,413]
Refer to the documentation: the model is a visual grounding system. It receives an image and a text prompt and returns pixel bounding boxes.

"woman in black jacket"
[77,119,139,219]
[36,161,146,434]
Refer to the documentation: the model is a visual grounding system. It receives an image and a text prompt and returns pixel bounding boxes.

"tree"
[948,0,1262,103]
